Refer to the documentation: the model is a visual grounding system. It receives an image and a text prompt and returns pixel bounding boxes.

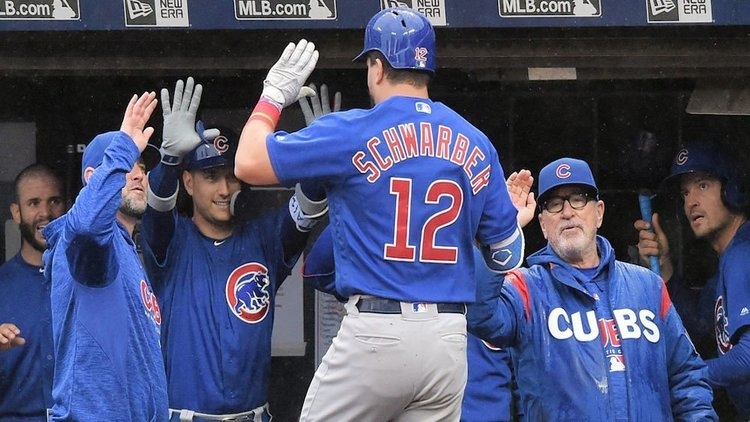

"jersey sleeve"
[466,248,527,347]
[266,112,360,187]
[722,244,750,341]
[65,132,139,286]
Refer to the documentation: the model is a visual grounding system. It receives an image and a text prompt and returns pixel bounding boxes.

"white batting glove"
[262,39,319,109]
[160,77,204,165]
[298,83,342,126]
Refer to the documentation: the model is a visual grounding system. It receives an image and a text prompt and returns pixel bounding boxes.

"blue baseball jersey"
[42,132,168,421]
[267,96,519,302]
[711,221,750,417]
[0,253,53,421]
[141,208,303,413]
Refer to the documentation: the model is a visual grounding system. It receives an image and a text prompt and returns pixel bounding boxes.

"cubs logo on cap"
[538,157,598,202]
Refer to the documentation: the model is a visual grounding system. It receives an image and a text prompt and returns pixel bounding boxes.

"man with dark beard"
[0,164,66,420]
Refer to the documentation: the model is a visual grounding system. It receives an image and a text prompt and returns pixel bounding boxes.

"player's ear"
[10,202,20,224]
[83,167,95,185]
[182,170,194,196]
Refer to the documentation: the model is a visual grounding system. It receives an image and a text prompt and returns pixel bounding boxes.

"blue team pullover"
[42,131,168,421]
[468,236,716,421]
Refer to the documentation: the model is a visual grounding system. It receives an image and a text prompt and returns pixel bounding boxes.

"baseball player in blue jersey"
[469,157,717,421]
[635,141,750,420]
[0,164,66,420]
[42,92,168,421]
[234,7,524,420]
[140,77,328,421]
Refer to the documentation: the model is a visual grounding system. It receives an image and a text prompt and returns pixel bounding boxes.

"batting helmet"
[184,123,237,172]
[352,7,436,74]
[663,141,747,211]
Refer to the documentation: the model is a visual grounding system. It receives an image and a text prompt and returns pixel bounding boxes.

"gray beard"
[120,196,146,218]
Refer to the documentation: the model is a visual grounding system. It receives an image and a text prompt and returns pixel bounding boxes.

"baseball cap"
[80,132,160,185]
[184,131,236,172]
[663,141,730,186]
[537,157,598,203]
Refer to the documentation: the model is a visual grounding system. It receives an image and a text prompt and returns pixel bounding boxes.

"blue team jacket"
[42,132,168,421]
[467,236,717,421]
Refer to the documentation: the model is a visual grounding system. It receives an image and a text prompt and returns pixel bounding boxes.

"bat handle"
[638,193,661,276]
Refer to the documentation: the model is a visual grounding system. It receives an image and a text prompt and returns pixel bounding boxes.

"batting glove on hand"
[262,39,319,109]
[160,77,204,165]
[298,83,341,126]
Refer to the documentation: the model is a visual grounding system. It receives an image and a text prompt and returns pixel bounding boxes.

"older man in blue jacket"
[468,157,716,421]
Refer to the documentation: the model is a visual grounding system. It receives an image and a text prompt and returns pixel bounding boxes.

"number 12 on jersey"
[384,177,464,264]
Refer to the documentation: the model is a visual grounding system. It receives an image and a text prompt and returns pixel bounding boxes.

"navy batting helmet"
[184,124,237,172]
[663,141,747,211]
[352,7,436,74]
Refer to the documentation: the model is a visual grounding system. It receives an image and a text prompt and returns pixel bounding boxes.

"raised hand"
[160,77,205,164]
[634,213,674,280]
[120,91,158,152]
[506,169,536,228]
[298,83,342,126]
[262,39,319,108]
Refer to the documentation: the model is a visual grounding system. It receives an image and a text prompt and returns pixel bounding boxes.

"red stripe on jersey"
[506,270,531,321]
[660,282,673,320]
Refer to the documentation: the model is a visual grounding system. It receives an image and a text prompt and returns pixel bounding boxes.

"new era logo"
[126,0,153,19]
[740,307,749,317]
[649,0,676,15]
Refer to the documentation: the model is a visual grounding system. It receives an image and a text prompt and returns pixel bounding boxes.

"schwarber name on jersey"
[351,117,492,195]
[267,96,519,303]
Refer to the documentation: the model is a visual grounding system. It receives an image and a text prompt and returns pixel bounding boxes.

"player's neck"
[116,212,138,238]
[19,242,43,267]
[712,214,748,255]
[375,84,429,104]
[192,215,233,241]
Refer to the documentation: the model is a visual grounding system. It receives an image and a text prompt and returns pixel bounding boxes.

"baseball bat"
[638,191,661,276]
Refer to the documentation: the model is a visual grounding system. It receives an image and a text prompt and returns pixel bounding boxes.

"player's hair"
[366,51,431,88]
[13,163,64,203]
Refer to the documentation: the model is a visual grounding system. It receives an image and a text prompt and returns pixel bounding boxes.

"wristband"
[248,98,282,129]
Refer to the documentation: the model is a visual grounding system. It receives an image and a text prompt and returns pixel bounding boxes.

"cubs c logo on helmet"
[556,164,572,179]
[225,262,272,324]
[674,148,689,166]
[214,135,229,154]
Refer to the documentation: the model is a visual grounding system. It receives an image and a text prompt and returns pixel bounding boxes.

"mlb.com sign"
[234,0,336,20]
[0,0,78,20]
[500,0,601,17]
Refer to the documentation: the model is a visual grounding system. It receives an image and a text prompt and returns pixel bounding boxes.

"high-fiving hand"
[262,39,319,108]
[506,169,536,228]
[160,77,205,164]
[120,91,158,153]
[298,83,341,126]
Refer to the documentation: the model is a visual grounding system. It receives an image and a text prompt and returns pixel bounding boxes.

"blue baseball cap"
[184,134,236,171]
[538,157,598,203]
[81,132,160,185]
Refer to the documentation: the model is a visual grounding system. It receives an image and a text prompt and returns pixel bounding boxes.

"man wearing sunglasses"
[468,157,716,420]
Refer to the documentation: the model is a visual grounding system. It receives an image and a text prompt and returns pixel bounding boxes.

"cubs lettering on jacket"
[548,308,659,343]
